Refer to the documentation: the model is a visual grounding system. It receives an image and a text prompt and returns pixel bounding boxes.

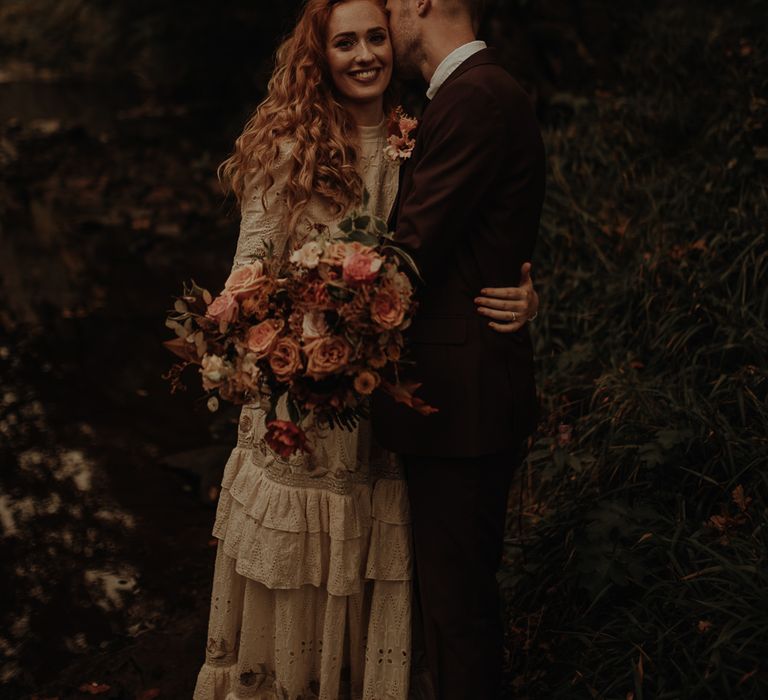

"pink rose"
[264,420,309,459]
[343,249,383,285]
[224,261,265,297]
[245,319,284,358]
[305,336,351,380]
[206,293,239,324]
[371,287,405,329]
[269,337,303,383]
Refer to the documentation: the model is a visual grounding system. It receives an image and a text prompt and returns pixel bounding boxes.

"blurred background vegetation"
[0,0,766,698]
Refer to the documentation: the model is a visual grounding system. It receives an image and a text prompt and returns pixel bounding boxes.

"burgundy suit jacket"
[371,48,546,458]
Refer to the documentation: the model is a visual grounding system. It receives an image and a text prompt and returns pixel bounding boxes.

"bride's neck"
[344,98,385,127]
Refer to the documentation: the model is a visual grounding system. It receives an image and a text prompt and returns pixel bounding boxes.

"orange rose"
[269,337,302,383]
[354,370,380,395]
[245,319,284,358]
[386,340,402,362]
[371,286,405,329]
[305,336,351,380]
[241,290,271,319]
[368,346,387,368]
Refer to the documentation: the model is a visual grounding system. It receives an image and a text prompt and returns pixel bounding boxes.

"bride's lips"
[348,67,383,84]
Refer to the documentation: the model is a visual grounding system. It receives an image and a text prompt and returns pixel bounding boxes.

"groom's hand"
[474,262,539,333]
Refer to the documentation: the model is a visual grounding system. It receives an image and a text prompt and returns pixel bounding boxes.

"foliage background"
[0,0,766,698]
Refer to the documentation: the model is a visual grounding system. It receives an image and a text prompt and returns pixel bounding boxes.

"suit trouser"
[404,442,525,700]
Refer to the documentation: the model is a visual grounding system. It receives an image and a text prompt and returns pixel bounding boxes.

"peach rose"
[371,287,406,329]
[206,293,239,324]
[354,370,380,396]
[343,249,383,285]
[245,319,284,358]
[320,241,355,267]
[224,261,265,297]
[264,420,309,459]
[305,336,351,380]
[269,337,302,383]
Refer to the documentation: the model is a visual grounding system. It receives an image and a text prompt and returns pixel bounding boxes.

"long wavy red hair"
[218,0,390,234]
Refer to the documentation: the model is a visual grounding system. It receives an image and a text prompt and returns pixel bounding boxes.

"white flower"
[290,241,324,269]
[301,311,329,341]
[200,354,233,390]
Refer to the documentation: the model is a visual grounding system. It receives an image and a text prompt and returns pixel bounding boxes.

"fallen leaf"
[732,484,752,512]
[738,668,758,685]
[698,620,713,633]
[137,689,161,700]
[78,682,111,695]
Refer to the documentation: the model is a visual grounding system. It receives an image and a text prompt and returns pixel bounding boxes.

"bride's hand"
[474,262,539,334]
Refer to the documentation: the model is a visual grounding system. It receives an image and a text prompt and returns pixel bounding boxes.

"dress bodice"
[231,119,399,271]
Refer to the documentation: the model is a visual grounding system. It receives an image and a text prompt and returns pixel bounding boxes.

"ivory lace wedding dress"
[193,121,414,700]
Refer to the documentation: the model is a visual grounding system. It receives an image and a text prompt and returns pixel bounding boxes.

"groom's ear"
[415,0,431,17]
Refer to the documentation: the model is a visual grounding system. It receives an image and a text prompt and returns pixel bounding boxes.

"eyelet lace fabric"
[193,123,418,700]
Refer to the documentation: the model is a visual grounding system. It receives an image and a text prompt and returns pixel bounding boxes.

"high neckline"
[358,116,386,141]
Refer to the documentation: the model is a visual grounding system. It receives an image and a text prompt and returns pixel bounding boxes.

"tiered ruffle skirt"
[193,406,413,700]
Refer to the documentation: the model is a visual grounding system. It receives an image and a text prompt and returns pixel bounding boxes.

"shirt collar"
[426,40,488,100]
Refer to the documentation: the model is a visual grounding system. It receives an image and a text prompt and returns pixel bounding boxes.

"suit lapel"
[388,49,501,228]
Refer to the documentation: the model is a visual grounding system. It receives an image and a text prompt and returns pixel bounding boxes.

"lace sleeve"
[229,146,293,273]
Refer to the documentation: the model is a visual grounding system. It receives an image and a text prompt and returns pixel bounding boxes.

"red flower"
[264,420,309,458]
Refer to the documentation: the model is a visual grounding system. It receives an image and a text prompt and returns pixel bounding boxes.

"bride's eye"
[334,37,355,50]
[370,32,387,44]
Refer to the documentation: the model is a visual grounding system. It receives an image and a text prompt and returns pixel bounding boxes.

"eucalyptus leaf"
[383,245,424,284]
[348,230,379,246]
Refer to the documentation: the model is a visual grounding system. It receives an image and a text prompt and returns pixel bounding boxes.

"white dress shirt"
[426,40,488,100]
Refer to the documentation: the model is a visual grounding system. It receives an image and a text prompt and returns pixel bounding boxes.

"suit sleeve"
[394,82,508,277]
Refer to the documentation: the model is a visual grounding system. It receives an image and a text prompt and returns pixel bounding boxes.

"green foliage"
[502,1,768,697]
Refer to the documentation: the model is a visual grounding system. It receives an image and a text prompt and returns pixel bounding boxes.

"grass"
[501,1,768,697]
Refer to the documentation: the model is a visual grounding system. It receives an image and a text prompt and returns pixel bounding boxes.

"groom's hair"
[442,0,486,30]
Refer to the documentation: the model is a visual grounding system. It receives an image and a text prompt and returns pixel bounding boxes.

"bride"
[192,1,539,698]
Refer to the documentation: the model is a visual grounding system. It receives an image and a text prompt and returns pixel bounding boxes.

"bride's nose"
[354,41,375,63]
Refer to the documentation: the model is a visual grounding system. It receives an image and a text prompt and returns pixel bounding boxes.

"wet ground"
[0,77,254,698]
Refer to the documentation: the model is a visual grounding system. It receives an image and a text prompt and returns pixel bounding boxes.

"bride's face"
[326,0,393,105]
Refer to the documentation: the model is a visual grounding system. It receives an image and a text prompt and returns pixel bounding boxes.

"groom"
[372,0,546,698]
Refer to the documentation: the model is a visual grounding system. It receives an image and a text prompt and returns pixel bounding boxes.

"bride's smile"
[325,0,393,113]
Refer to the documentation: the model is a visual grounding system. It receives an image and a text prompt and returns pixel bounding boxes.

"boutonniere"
[384,106,419,163]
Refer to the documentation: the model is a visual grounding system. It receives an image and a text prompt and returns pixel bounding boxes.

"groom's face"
[385,0,422,77]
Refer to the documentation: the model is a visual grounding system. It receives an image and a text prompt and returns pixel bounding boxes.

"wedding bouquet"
[163,203,436,457]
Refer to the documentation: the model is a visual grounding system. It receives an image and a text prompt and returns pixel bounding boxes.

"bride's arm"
[230,147,293,272]
[474,262,539,333]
